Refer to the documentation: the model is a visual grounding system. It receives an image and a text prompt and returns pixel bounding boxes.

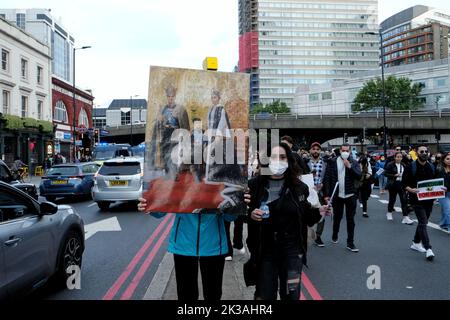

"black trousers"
[388,181,408,216]
[255,235,303,300]
[224,217,245,256]
[359,182,371,213]
[173,254,225,301]
[413,201,434,250]
[332,195,357,245]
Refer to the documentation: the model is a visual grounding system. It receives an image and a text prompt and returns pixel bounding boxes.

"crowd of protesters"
[138,137,449,301]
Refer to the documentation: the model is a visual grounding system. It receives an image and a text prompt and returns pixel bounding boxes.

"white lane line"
[87,202,97,208]
[394,207,402,213]
[379,200,389,204]
[411,219,450,234]
[371,195,380,199]
[85,216,122,240]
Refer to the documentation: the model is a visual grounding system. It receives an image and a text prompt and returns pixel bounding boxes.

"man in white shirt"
[323,144,362,252]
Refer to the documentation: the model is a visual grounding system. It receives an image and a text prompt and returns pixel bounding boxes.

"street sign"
[75,140,82,146]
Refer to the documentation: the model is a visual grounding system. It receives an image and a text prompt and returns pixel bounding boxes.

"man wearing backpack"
[402,144,438,261]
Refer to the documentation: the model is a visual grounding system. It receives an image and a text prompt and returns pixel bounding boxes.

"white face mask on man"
[340,151,350,160]
[269,160,289,176]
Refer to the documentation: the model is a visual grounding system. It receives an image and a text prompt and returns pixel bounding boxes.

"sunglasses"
[395,149,401,151]
[418,150,428,154]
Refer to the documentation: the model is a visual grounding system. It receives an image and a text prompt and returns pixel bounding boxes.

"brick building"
[52,76,94,161]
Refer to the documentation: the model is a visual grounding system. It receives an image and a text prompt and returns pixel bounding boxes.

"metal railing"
[251,110,450,121]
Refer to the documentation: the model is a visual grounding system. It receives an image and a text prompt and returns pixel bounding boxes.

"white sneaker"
[410,242,426,253]
[386,212,393,221]
[360,204,363,208]
[402,216,415,225]
[225,256,233,261]
[426,249,435,261]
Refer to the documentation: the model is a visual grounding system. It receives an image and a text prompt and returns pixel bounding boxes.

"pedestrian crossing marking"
[371,195,380,198]
[379,200,389,204]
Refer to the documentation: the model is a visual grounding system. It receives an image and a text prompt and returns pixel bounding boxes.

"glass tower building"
[239,0,380,108]
[0,8,75,83]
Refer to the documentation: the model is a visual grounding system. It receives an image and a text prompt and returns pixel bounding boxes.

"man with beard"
[403,144,439,261]
[308,142,327,247]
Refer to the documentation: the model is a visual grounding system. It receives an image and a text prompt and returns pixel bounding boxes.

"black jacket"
[436,166,450,190]
[323,157,362,198]
[402,161,436,204]
[246,175,321,263]
[384,161,406,182]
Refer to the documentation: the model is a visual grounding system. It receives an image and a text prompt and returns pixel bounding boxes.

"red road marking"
[302,272,323,300]
[300,291,307,300]
[102,214,173,300]
[120,217,174,300]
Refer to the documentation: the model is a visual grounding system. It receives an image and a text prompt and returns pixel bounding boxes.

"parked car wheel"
[55,230,83,287]
[46,196,56,202]
[97,202,110,211]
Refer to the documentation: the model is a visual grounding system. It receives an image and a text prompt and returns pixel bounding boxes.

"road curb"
[143,251,174,300]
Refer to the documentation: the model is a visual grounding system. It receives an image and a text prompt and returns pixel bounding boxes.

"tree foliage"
[250,100,291,114]
[352,76,424,112]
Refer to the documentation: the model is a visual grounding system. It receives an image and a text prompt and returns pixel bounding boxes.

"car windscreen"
[93,149,116,160]
[99,162,141,176]
[47,166,79,176]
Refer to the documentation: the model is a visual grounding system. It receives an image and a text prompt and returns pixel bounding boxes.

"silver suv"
[0,181,84,300]
[91,157,143,211]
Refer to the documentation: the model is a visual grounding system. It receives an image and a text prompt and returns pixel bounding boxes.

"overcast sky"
[2,0,449,106]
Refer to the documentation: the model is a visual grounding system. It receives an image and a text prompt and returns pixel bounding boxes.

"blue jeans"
[438,193,450,228]
[378,175,387,190]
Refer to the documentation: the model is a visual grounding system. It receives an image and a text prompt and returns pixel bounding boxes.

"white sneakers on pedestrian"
[410,242,427,253]
[402,216,415,225]
[426,249,435,261]
[225,256,233,261]
[386,212,393,221]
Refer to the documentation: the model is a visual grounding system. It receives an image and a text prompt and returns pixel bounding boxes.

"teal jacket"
[152,212,237,257]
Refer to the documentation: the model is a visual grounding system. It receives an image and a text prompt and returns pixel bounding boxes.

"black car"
[0,160,38,200]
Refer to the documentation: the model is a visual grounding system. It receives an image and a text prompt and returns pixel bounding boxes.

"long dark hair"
[441,152,450,171]
[277,142,301,188]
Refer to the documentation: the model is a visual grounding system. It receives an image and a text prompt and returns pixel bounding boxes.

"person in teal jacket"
[138,199,236,301]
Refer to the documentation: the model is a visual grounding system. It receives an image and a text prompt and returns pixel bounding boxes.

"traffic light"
[94,129,100,143]
[343,133,348,143]
[435,132,441,141]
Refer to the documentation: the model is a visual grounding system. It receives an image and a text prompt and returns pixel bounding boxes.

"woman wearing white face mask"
[244,143,331,300]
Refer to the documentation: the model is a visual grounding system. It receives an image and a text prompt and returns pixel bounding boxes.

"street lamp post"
[366,30,387,157]
[72,46,91,162]
[130,95,139,146]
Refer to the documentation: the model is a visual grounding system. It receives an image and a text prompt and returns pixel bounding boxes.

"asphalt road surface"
[29,190,450,300]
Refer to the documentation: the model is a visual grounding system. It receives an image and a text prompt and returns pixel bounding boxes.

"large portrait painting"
[143,66,250,214]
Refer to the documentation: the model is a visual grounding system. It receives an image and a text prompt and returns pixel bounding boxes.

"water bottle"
[260,201,270,219]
